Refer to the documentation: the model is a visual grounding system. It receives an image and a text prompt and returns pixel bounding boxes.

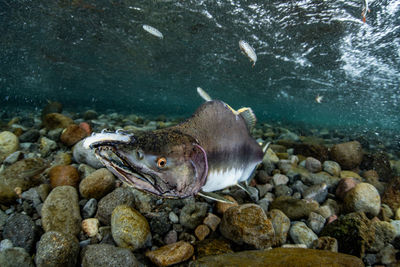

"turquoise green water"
[1,0,399,135]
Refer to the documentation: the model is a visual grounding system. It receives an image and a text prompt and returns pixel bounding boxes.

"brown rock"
[311,236,338,252]
[196,239,232,258]
[215,196,238,214]
[195,225,210,241]
[60,124,88,146]
[335,177,360,200]
[277,140,329,162]
[42,113,74,130]
[49,165,80,188]
[220,204,275,249]
[363,170,385,194]
[382,176,400,212]
[330,141,363,170]
[361,151,394,182]
[203,213,221,232]
[79,168,115,200]
[145,241,194,267]
[269,196,319,220]
[192,248,364,267]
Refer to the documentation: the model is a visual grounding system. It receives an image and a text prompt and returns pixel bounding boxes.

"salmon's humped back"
[174,100,263,192]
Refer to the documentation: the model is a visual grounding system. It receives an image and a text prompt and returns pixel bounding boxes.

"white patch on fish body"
[239,40,257,66]
[83,133,131,149]
[201,162,258,192]
[142,25,163,39]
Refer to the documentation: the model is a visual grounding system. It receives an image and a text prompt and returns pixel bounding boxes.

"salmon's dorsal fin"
[197,87,212,102]
[197,191,235,204]
[237,107,256,131]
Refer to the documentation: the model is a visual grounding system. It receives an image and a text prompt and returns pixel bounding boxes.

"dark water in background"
[1,1,399,135]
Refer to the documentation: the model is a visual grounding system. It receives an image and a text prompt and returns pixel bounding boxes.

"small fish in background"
[142,24,163,39]
[315,94,323,103]
[361,0,370,23]
[239,40,257,67]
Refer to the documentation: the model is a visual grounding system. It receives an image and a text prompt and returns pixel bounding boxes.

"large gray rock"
[289,221,318,248]
[82,244,139,267]
[3,213,36,253]
[0,247,34,267]
[41,186,82,236]
[35,231,79,267]
[180,202,209,230]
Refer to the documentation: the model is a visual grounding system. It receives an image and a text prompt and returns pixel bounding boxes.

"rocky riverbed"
[0,103,399,266]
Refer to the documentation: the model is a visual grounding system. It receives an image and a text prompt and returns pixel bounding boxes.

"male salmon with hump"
[83,87,267,202]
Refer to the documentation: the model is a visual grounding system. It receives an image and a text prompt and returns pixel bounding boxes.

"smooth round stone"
[195,224,210,241]
[49,165,80,188]
[302,183,328,204]
[335,177,360,200]
[215,196,238,214]
[340,171,361,180]
[39,137,57,156]
[344,182,381,216]
[0,247,34,267]
[3,151,23,165]
[289,221,318,248]
[270,196,319,220]
[322,161,341,177]
[220,204,275,249]
[60,124,88,146]
[82,198,97,219]
[3,213,36,253]
[272,174,289,186]
[111,205,151,251]
[79,168,115,200]
[168,211,179,224]
[35,231,79,267]
[305,157,322,173]
[274,184,293,197]
[0,239,13,252]
[269,209,290,246]
[179,202,208,230]
[0,131,19,163]
[82,244,139,267]
[145,241,194,267]
[19,129,40,143]
[95,188,135,225]
[330,141,363,170]
[164,230,178,245]
[41,186,82,236]
[82,218,100,237]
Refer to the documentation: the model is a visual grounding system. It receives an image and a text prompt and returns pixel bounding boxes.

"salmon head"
[84,130,208,198]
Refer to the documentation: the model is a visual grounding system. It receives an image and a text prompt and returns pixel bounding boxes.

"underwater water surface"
[0,0,399,136]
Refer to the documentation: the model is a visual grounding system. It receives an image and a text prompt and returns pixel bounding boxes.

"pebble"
[21,187,41,206]
[82,198,97,219]
[306,211,326,234]
[274,184,293,197]
[329,141,363,170]
[82,218,100,237]
[35,231,79,267]
[169,211,179,224]
[19,129,40,143]
[289,221,318,248]
[256,183,273,198]
[42,113,74,130]
[81,244,139,267]
[305,157,322,173]
[47,128,63,141]
[52,152,72,166]
[60,124,88,146]
[272,173,289,186]
[39,136,57,156]
[78,164,96,179]
[164,230,178,245]
[220,204,275,249]
[195,224,210,241]
[179,202,208,229]
[302,183,328,203]
[49,165,80,188]
[344,182,381,216]
[95,187,135,225]
[203,213,221,232]
[79,168,115,200]
[0,131,19,163]
[0,239,13,252]
[247,186,259,202]
[72,140,104,169]
[149,211,171,236]
[111,205,151,251]
[145,241,194,267]
[3,213,37,253]
[3,151,23,165]
[335,177,360,200]
[322,160,341,177]
[215,195,238,214]
[0,247,35,267]
[269,209,290,246]
[41,186,82,236]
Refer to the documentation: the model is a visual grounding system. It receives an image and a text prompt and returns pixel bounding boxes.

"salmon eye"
[156,157,167,168]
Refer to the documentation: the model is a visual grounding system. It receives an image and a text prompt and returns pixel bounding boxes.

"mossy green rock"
[270,196,319,220]
[191,248,364,267]
[320,212,373,258]
[41,186,82,236]
[111,205,151,251]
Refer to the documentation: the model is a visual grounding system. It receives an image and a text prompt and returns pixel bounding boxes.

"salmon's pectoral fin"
[197,87,212,102]
[197,191,235,204]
